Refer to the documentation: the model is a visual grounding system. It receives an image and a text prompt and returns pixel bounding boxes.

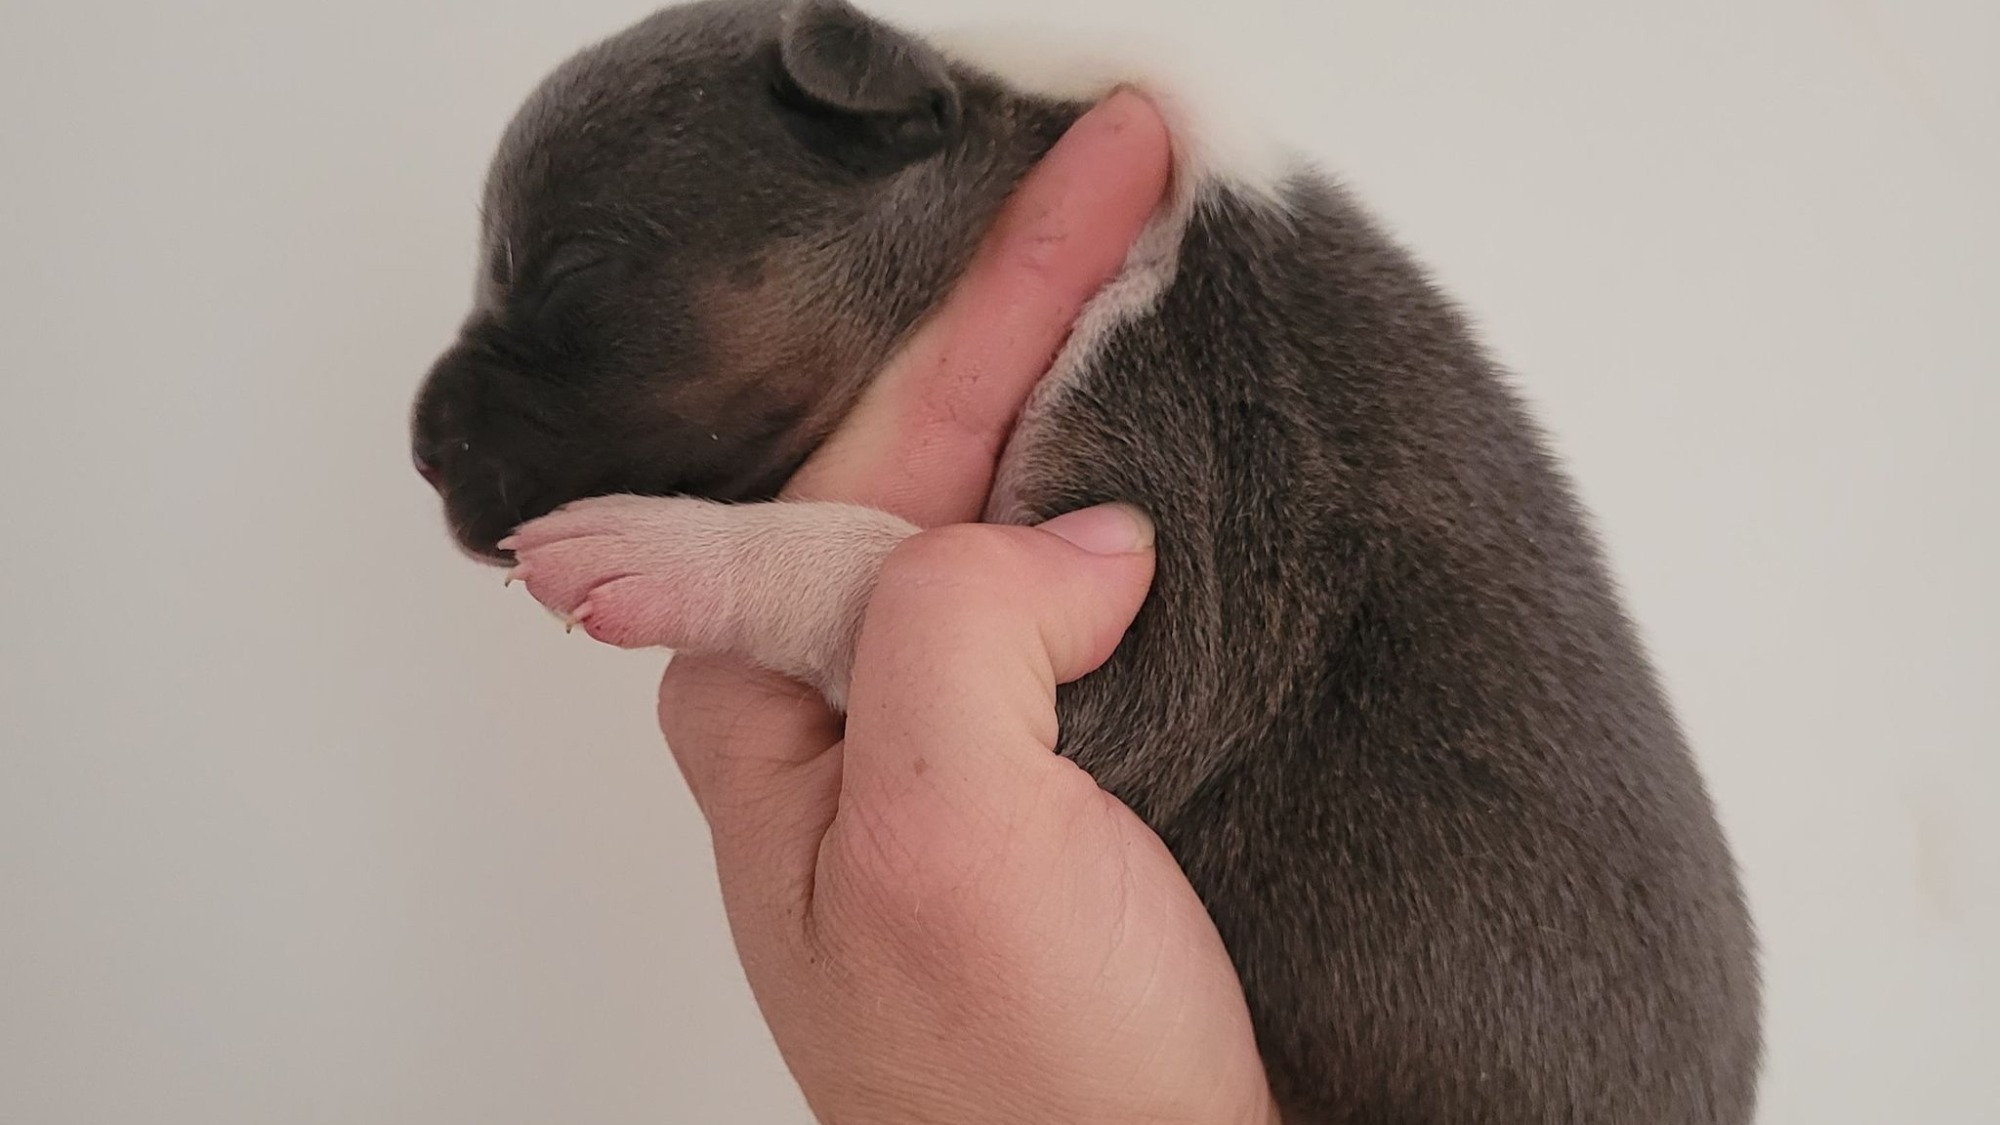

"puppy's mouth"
[452,530,517,567]
[413,438,557,564]
[429,471,533,566]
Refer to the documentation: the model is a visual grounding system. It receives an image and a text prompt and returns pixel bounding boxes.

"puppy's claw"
[533,601,580,633]
[496,535,522,552]
[505,565,530,588]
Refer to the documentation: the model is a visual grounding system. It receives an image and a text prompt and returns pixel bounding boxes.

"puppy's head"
[411,0,1079,560]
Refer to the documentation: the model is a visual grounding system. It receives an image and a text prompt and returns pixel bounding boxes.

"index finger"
[783,90,1171,526]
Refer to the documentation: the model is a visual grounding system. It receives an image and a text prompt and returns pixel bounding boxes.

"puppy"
[411,2,1762,1120]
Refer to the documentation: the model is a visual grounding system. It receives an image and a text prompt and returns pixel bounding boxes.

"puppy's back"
[1000,179,1761,1123]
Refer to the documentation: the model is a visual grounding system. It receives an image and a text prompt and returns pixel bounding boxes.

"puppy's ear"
[776,0,962,174]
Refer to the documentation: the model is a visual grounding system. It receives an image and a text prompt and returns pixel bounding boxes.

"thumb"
[837,503,1157,814]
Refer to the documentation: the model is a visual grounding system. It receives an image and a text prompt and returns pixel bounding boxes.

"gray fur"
[411,2,1763,1121]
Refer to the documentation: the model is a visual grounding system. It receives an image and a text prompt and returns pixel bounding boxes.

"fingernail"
[1038,503,1155,555]
[1095,87,1145,129]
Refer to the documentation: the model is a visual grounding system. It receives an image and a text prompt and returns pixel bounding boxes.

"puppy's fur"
[412,2,1762,1121]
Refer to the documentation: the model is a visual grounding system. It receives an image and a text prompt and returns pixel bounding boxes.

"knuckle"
[1000,223,1068,288]
[873,526,1040,619]
[983,194,1069,284]
[877,524,997,587]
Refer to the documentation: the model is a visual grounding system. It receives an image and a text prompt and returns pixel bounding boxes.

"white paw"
[503,495,738,651]
[501,494,918,705]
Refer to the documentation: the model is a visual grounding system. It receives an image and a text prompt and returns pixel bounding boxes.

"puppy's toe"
[505,496,736,651]
[570,574,726,650]
[500,495,915,698]
[510,535,638,620]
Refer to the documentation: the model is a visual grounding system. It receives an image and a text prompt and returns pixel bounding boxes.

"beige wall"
[2,0,1993,1121]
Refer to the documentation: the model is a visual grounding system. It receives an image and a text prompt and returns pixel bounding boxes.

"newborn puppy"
[411,2,1762,1120]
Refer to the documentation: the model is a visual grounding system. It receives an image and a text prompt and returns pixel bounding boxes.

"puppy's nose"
[413,441,444,489]
[412,414,453,491]
[411,390,454,491]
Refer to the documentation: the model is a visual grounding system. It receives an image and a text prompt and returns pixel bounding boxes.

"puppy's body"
[414,2,1762,1120]
[1005,186,1759,1121]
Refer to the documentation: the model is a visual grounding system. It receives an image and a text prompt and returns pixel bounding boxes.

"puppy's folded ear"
[775,0,962,174]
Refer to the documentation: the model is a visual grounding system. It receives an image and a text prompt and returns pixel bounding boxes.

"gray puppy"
[411,1,1762,1120]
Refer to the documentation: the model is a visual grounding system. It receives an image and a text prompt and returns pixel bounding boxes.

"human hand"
[660,92,1281,1124]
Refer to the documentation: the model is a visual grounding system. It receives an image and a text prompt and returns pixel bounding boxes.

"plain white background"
[2,0,1994,1121]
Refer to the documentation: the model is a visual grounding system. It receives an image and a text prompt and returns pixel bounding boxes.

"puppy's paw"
[500,495,918,704]
[501,495,726,650]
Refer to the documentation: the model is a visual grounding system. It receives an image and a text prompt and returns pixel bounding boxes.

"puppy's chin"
[430,470,550,564]
[449,523,514,565]
[441,503,522,566]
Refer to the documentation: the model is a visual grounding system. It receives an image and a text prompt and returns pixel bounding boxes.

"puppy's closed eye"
[534,246,616,296]
[518,247,628,334]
